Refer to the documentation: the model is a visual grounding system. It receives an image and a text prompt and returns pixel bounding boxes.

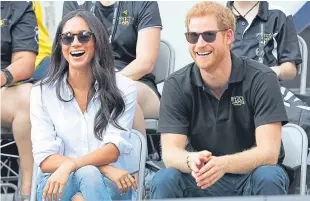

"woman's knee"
[74,165,103,185]
[72,193,85,201]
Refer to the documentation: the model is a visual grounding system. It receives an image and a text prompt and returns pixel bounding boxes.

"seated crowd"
[0,1,304,201]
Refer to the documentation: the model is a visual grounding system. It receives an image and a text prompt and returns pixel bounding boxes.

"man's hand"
[192,156,228,189]
[103,165,137,194]
[189,150,212,173]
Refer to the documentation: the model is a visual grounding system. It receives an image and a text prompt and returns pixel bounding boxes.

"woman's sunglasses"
[185,29,227,44]
[60,30,94,45]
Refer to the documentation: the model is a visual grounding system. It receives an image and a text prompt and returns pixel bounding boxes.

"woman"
[31,10,138,201]
[63,1,162,137]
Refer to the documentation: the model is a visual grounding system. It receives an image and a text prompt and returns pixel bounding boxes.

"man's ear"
[225,29,234,46]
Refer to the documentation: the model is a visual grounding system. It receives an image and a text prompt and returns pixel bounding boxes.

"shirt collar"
[61,73,99,99]
[227,1,269,21]
[191,52,244,88]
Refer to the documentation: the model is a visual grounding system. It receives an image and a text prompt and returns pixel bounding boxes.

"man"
[1,1,38,200]
[227,1,301,81]
[150,2,289,198]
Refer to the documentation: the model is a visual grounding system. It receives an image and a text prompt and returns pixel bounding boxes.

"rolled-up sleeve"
[30,86,64,166]
[100,81,137,156]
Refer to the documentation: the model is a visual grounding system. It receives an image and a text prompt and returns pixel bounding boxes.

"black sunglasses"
[185,29,227,44]
[60,30,94,45]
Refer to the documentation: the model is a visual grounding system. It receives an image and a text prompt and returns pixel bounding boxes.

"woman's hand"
[102,165,137,194]
[42,159,77,201]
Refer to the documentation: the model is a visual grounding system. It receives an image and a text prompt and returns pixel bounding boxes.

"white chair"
[30,129,147,201]
[281,123,308,195]
[297,35,308,95]
[145,40,176,132]
[0,127,21,197]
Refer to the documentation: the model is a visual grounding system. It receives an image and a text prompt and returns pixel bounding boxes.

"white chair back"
[297,35,308,95]
[281,123,308,195]
[152,40,176,84]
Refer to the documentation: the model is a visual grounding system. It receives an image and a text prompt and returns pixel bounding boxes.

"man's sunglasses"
[60,30,94,45]
[185,30,227,44]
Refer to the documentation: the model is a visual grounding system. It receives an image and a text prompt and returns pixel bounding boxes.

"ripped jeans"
[37,165,135,201]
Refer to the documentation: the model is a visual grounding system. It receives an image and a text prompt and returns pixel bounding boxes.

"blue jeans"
[150,165,289,199]
[37,165,134,201]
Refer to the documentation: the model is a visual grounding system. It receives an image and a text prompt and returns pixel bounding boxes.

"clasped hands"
[189,151,228,189]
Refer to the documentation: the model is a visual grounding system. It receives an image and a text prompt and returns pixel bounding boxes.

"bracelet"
[1,69,13,86]
[186,155,191,169]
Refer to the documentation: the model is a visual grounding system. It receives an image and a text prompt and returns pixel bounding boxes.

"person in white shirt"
[30,10,137,201]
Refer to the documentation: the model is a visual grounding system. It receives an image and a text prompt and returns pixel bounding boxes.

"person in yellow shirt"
[31,1,52,81]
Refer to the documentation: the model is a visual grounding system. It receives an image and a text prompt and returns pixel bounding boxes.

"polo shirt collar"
[229,52,244,83]
[191,52,244,88]
[1,1,6,9]
[227,1,268,21]
[257,1,269,21]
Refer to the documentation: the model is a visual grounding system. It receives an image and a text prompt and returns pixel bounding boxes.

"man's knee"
[7,83,32,111]
[135,81,159,103]
[251,165,289,190]
[1,83,32,124]
[15,83,33,109]
[74,165,102,185]
[151,168,183,189]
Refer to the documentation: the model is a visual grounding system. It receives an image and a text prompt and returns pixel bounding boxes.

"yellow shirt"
[32,1,52,68]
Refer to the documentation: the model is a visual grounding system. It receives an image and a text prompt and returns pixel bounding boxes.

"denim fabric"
[37,165,134,201]
[150,165,289,199]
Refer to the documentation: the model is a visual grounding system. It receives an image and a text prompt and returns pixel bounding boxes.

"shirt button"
[242,22,246,26]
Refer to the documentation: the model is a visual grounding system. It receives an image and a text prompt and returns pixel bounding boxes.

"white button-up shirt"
[30,73,137,171]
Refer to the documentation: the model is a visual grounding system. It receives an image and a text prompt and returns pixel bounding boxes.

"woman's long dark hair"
[40,10,125,140]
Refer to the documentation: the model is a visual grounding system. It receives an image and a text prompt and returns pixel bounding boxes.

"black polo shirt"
[227,1,302,67]
[1,1,38,69]
[63,1,162,83]
[158,53,288,163]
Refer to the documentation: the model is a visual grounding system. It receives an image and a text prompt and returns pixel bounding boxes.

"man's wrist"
[1,71,7,86]
[186,155,191,169]
[185,152,197,171]
[221,155,230,173]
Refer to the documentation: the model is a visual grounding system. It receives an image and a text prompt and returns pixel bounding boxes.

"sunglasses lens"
[202,31,216,43]
[62,34,74,45]
[185,32,199,44]
[78,31,92,43]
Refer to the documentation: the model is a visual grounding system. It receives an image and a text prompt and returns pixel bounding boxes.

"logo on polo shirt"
[231,96,245,106]
[119,10,134,25]
[0,19,11,27]
[256,33,273,45]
